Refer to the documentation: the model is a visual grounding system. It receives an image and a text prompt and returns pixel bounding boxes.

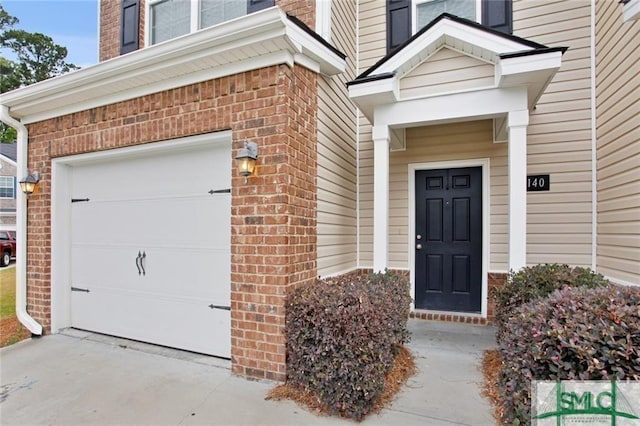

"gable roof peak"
[351,12,554,85]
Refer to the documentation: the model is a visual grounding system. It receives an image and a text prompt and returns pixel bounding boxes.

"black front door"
[414,167,482,313]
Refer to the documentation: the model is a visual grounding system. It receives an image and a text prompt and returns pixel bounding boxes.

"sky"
[2,0,99,68]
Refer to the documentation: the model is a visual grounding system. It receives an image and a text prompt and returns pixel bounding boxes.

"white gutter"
[0,105,43,335]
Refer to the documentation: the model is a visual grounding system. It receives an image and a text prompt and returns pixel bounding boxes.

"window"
[386,0,512,53]
[0,176,15,199]
[150,0,191,44]
[415,0,477,32]
[148,0,275,45]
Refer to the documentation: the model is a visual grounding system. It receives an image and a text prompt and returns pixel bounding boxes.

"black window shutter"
[387,0,411,53]
[482,0,512,35]
[121,0,140,55]
[13,176,16,199]
[247,0,275,14]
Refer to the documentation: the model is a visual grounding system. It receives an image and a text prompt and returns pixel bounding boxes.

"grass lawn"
[0,266,30,347]
[0,266,17,319]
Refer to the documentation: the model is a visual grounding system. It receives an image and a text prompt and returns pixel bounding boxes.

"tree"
[0,4,78,141]
[2,29,79,86]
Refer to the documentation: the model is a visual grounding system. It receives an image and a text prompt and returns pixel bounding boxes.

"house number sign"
[527,174,550,192]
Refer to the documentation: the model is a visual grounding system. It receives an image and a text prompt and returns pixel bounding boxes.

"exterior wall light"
[19,171,40,196]
[235,140,258,179]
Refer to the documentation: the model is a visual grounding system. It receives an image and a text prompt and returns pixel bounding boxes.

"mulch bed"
[481,348,503,423]
[0,315,31,347]
[265,345,416,420]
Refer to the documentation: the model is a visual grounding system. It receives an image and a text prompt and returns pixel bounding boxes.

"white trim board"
[408,158,490,318]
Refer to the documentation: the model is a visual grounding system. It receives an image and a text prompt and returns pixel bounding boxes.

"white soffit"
[0,7,346,124]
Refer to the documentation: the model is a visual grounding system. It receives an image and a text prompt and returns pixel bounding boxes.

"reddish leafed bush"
[285,271,411,420]
[490,264,609,343]
[497,285,640,424]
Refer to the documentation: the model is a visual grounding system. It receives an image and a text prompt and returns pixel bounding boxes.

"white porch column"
[372,125,390,272]
[507,110,529,271]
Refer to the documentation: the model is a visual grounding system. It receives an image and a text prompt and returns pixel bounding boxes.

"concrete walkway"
[0,320,496,425]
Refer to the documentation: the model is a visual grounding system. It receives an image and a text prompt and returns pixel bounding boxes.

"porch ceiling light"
[19,171,40,196]
[235,140,258,180]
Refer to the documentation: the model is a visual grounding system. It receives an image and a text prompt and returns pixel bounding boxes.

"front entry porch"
[348,13,565,318]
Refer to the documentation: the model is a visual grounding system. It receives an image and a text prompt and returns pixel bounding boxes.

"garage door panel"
[71,146,231,201]
[72,289,230,357]
[71,246,230,302]
[71,245,140,288]
[72,195,230,249]
[143,248,230,302]
[70,140,231,358]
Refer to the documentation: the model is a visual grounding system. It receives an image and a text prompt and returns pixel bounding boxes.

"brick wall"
[99,0,312,62]
[26,63,318,380]
[279,0,315,27]
[487,272,507,322]
[230,65,318,381]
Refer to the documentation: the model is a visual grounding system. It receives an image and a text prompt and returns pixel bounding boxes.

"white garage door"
[69,141,231,358]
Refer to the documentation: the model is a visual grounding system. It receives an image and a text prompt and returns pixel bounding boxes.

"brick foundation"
[487,272,508,322]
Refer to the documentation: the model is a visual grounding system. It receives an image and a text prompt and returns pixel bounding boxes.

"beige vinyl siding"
[388,120,508,270]
[594,0,640,284]
[358,0,387,71]
[400,48,495,99]
[317,0,358,277]
[514,0,594,267]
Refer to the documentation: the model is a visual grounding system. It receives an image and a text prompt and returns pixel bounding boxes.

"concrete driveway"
[0,320,496,425]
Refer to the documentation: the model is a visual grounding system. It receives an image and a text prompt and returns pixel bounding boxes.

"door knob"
[416,234,422,240]
[416,243,422,250]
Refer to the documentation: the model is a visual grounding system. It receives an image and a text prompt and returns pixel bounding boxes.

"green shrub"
[285,271,411,420]
[497,285,640,425]
[491,264,609,343]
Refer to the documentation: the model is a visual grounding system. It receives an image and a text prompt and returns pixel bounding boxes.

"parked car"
[0,230,16,267]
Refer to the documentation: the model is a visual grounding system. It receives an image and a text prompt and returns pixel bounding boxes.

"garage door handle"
[136,251,142,275]
[140,251,146,276]
[208,304,230,311]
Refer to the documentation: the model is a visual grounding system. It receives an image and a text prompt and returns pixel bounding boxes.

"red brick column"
[487,272,508,323]
[230,65,318,381]
[25,139,52,331]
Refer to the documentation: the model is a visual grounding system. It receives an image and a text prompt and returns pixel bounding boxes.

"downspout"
[590,0,598,271]
[0,105,43,335]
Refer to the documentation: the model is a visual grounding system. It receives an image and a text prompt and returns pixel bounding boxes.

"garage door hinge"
[71,198,90,203]
[208,304,230,311]
[71,286,90,293]
[208,189,231,194]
